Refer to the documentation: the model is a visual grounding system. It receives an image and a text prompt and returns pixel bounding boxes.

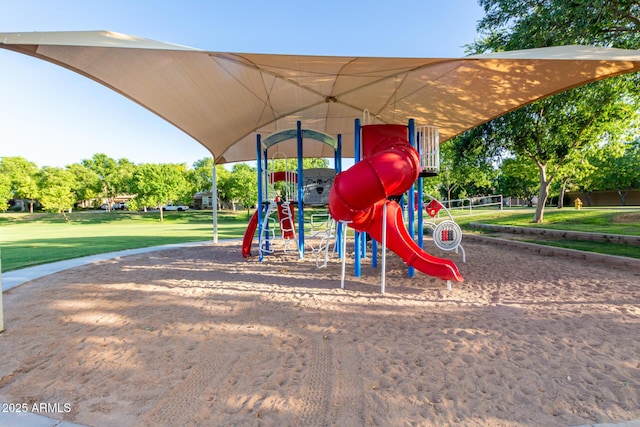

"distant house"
[192,191,245,210]
[192,191,214,210]
[75,194,135,210]
[8,198,41,212]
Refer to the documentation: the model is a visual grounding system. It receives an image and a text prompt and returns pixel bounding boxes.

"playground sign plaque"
[302,168,335,206]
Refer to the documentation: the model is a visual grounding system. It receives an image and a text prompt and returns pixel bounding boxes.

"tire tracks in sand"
[294,328,365,426]
[143,340,238,426]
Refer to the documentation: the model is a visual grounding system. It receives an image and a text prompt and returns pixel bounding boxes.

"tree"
[37,166,75,214]
[590,139,640,205]
[475,0,640,51]
[223,163,257,214]
[66,163,100,207]
[0,174,11,211]
[82,153,134,210]
[130,163,190,221]
[497,156,539,206]
[269,157,329,172]
[420,176,440,201]
[114,158,136,197]
[438,139,499,206]
[214,165,232,209]
[187,157,237,209]
[82,153,117,208]
[550,141,599,209]
[189,157,215,193]
[0,156,39,212]
[468,0,640,221]
[457,81,636,221]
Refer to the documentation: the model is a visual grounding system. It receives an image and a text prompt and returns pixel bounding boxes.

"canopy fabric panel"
[1,31,639,164]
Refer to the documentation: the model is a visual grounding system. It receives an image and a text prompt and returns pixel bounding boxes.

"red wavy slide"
[328,124,463,282]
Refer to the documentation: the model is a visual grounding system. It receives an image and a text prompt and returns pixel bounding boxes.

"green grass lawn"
[1,206,639,273]
[449,206,640,259]
[0,210,250,272]
[452,206,640,236]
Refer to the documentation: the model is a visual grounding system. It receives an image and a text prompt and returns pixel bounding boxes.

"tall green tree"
[114,158,136,197]
[37,166,75,214]
[553,151,596,209]
[222,163,257,214]
[189,157,215,193]
[0,156,39,212]
[0,174,11,211]
[82,153,134,209]
[130,163,190,221]
[214,165,232,208]
[438,140,499,205]
[82,153,117,207]
[466,0,640,222]
[497,156,539,206]
[188,157,237,209]
[66,163,100,207]
[269,157,329,172]
[475,0,640,51]
[463,80,636,221]
[590,139,640,205]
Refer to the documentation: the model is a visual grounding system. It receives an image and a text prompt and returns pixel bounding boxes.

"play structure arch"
[262,128,338,150]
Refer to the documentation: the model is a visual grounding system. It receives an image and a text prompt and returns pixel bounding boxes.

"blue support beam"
[407,119,416,278]
[256,135,264,262]
[296,121,304,258]
[354,118,362,277]
[335,134,343,258]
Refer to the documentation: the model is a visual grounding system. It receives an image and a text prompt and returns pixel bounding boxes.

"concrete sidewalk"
[2,241,212,292]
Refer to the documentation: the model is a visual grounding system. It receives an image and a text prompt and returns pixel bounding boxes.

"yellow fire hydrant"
[574,198,583,210]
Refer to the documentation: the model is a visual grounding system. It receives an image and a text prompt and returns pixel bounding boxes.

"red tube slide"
[328,124,463,282]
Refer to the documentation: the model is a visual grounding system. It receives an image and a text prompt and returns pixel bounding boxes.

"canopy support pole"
[212,159,218,244]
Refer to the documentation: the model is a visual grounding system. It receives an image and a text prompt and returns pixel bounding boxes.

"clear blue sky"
[0,1,485,168]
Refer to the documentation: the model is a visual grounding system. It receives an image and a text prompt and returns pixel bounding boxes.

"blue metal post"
[335,134,343,258]
[296,121,304,259]
[407,119,416,278]
[354,118,361,277]
[262,148,271,251]
[372,239,378,267]
[263,147,271,255]
[256,134,264,262]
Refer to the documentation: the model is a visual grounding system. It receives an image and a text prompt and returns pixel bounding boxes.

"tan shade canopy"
[1,31,639,164]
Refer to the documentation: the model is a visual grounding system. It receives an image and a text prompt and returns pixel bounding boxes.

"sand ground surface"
[0,239,639,426]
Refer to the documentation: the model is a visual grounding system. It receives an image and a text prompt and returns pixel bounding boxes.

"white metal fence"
[439,194,504,215]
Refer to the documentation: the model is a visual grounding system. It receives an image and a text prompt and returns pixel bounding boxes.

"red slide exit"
[242,209,260,258]
[328,124,463,282]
